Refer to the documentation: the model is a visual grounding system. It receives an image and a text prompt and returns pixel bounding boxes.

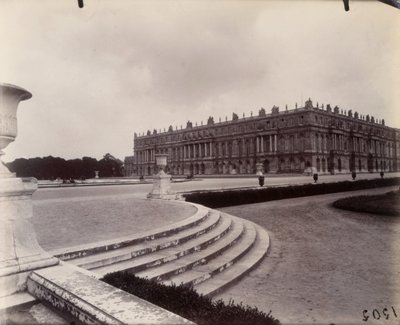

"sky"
[1,0,399,162]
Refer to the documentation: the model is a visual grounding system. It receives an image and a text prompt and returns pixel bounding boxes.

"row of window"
[136,123,393,149]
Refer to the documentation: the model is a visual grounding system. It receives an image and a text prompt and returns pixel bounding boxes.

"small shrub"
[102,272,280,325]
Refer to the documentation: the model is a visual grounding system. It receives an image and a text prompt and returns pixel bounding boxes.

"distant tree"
[7,154,123,179]
[97,153,123,177]
[7,158,30,177]
[68,158,83,179]
[81,156,98,179]
[42,156,68,179]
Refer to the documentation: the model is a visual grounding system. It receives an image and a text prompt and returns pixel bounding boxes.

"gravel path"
[33,197,196,251]
[216,186,400,325]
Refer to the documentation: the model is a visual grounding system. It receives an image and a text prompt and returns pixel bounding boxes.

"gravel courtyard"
[216,186,400,325]
[32,195,196,251]
[30,182,400,324]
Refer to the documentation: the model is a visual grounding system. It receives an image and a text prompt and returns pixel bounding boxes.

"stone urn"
[255,163,263,176]
[148,154,175,199]
[0,83,32,177]
[255,163,265,187]
[155,154,168,174]
[0,83,58,297]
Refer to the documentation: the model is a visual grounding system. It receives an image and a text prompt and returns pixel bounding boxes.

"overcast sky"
[1,0,399,162]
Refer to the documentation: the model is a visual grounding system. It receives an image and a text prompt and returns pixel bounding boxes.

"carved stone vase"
[147,154,176,199]
[0,83,58,297]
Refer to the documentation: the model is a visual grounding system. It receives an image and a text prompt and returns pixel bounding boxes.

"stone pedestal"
[147,170,176,199]
[0,177,59,297]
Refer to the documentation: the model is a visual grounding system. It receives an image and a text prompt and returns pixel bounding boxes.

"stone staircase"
[51,202,269,297]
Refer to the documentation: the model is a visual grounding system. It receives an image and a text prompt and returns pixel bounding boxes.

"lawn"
[333,189,400,216]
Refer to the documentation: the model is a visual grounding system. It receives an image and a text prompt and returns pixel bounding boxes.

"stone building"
[133,99,399,176]
[123,155,135,176]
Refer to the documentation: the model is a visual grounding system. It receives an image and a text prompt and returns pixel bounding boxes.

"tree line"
[6,153,124,180]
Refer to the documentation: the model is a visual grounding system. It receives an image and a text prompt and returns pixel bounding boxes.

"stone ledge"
[27,264,193,325]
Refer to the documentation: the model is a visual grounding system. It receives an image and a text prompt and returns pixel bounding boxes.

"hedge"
[183,177,400,208]
[102,272,280,325]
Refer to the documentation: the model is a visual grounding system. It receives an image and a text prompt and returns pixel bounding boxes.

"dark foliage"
[333,189,400,216]
[102,272,280,325]
[6,154,123,180]
[183,177,400,208]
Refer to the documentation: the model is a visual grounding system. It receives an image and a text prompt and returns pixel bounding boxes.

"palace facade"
[130,99,400,176]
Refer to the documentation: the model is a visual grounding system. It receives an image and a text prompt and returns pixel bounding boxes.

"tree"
[7,154,124,179]
[97,153,123,177]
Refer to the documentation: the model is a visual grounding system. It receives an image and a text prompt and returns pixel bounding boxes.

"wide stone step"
[162,215,257,288]
[92,214,233,277]
[27,264,193,325]
[51,203,209,261]
[133,217,245,282]
[68,211,221,270]
[194,221,270,297]
[51,201,271,300]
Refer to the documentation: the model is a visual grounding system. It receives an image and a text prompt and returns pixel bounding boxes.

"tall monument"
[0,83,58,297]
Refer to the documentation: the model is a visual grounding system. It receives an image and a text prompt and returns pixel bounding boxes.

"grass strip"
[332,189,400,216]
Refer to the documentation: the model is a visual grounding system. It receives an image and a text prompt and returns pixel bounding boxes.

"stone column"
[0,83,59,297]
[274,135,277,152]
[260,136,264,153]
